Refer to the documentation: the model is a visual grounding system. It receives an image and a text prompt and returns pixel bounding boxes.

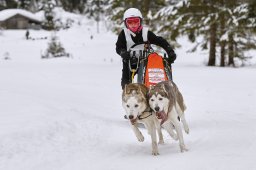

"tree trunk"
[220,41,226,67]
[208,22,217,66]
[220,10,226,67]
[228,33,235,66]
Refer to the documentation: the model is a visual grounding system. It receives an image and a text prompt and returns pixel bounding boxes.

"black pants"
[121,61,138,89]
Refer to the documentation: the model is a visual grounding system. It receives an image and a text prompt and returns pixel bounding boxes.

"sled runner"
[127,42,173,87]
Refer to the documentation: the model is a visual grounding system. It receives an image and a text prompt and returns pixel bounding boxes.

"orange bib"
[144,53,168,88]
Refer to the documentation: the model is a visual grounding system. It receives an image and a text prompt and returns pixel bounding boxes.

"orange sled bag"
[144,53,168,88]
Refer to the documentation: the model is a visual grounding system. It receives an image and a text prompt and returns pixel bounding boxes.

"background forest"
[0,0,255,67]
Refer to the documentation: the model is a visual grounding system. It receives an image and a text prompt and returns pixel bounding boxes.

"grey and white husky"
[148,80,189,152]
[122,83,164,155]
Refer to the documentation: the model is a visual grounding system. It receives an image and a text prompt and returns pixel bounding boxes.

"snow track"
[1,27,256,169]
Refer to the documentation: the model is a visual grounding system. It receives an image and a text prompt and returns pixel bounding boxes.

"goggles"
[126,17,141,26]
[125,17,142,33]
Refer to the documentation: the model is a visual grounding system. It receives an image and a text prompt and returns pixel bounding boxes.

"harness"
[123,27,149,51]
[128,107,153,125]
[138,110,153,120]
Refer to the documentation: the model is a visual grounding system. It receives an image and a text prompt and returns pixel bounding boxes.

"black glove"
[120,50,130,61]
[167,50,176,64]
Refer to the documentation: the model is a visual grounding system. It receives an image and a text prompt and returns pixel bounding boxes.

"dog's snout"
[128,115,134,119]
[155,106,160,112]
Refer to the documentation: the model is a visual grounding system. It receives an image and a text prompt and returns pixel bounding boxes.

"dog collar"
[138,112,153,120]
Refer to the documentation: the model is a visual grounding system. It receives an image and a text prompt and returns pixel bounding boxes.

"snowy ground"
[1,19,256,170]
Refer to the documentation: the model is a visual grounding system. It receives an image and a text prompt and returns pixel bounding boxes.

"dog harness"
[138,111,153,120]
[129,108,153,125]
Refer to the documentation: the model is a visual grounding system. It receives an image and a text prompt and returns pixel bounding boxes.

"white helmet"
[123,8,143,21]
[123,8,143,33]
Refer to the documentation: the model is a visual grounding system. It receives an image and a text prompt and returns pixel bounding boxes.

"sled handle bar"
[129,42,169,59]
[129,49,168,60]
[130,42,153,53]
[130,42,150,49]
[128,50,146,60]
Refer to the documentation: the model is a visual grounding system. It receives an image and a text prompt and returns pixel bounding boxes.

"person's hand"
[120,50,130,61]
[167,51,176,64]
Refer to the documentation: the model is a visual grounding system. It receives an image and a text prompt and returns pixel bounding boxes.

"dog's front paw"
[152,142,159,155]
[152,150,159,156]
[137,134,144,142]
[184,125,190,134]
[185,128,189,134]
[180,144,188,152]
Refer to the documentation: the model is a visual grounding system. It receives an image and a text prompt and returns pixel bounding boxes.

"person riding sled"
[116,8,177,89]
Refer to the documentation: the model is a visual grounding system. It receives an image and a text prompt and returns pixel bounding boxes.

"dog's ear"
[124,84,130,94]
[138,86,142,95]
[124,84,127,94]
[161,83,168,95]
[147,85,154,99]
[138,86,146,100]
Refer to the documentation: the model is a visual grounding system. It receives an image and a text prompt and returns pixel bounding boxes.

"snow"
[0,9,42,22]
[1,13,256,170]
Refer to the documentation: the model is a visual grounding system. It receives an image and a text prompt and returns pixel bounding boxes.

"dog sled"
[127,42,173,87]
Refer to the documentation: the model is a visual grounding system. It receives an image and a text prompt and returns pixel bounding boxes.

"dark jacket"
[115,29,176,62]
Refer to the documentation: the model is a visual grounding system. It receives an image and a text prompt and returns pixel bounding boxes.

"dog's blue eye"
[126,105,130,108]
[159,98,163,101]
[134,104,138,108]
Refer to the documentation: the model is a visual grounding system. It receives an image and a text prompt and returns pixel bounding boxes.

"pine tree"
[221,2,256,66]
[19,0,31,10]
[105,0,126,33]
[87,0,108,33]
[3,0,18,9]
[157,0,256,67]
[155,1,205,47]
[0,0,6,10]
[42,34,70,58]
[42,0,55,30]
[58,0,86,13]
[17,0,38,12]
